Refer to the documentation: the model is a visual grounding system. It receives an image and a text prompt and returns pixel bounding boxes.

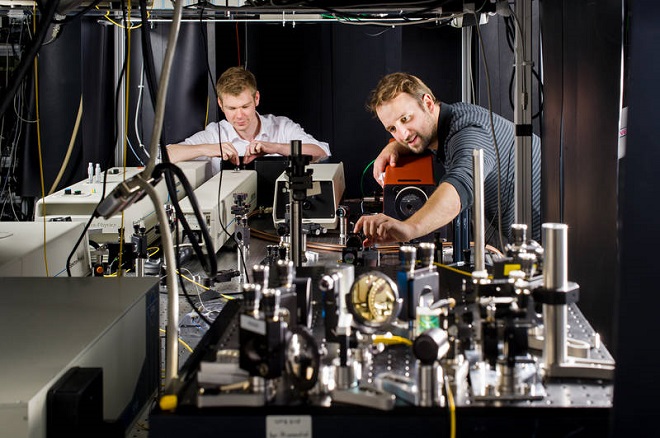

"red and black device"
[383,153,437,221]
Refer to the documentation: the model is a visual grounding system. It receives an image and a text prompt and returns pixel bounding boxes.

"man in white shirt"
[167,66,330,174]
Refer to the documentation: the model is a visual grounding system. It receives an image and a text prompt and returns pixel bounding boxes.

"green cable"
[360,159,376,197]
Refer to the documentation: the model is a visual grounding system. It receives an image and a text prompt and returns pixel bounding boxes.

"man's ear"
[217,96,224,112]
[254,91,260,107]
[423,93,435,112]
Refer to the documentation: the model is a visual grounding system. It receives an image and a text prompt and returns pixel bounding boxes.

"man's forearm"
[406,182,462,239]
[302,143,328,162]
[166,143,216,163]
[265,142,328,161]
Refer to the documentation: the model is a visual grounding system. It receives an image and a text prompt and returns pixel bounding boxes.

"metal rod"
[542,223,569,367]
[290,201,302,267]
[113,26,126,167]
[543,305,567,366]
[135,258,145,277]
[461,27,473,104]
[514,0,534,233]
[473,149,485,272]
[543,223,568,290]
[290,141,304,267]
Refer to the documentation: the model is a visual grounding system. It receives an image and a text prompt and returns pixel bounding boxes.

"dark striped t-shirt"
[434,102,541,246]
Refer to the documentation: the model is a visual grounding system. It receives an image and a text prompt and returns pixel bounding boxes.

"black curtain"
[540,0,622,349]
[20,17,114,197]
[612,0,660,434]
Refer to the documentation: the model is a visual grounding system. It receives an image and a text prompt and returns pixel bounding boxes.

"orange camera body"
[383,153,437,220]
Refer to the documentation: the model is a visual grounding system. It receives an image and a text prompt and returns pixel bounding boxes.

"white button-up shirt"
[182,113,331,174]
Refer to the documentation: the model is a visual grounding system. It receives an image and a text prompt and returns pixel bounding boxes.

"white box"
[34,162,211,244]
[273,162,345,229]
[0,221,90,277]
[0,277,160,438]
[175,161,213,197]
[178,169,257,252]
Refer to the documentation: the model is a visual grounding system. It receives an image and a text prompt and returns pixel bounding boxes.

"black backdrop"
[140,21,463,201]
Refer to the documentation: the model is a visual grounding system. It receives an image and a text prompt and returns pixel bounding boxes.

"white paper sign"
[266,415,312,438]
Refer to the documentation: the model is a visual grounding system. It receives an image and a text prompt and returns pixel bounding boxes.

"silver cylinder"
[543,304,567,367]
[335,362,358,390]
[135,258,145,277]
[338,206,349,246]
[399,245,417,274]
[237,243,249,284]
[418,242,436,268]
[418,364,444,407]
[291,200,303,267]
[473,149,486,272]
[498,360,516,395]
[542,223,568,290]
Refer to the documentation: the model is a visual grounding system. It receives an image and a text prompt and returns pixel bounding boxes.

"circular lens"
[347,271,401,331]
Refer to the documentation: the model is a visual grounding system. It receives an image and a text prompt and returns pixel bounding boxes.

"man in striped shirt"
[354,72,541,249]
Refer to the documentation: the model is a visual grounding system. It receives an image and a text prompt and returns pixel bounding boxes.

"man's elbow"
[166,144,180,163]
[305,144,329,162]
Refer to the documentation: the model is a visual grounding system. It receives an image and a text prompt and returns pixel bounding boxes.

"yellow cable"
[103,10,143,29]
[159,328,193,353]
[177,270,210,290]
[104,269,132,277]
[205,95,209,126]
[118,9,133,277]
[176,270,236,301]
[371,334,413,346]
[434,262,472,277]
[444,375,456,438]
[33,7,48,277]
[148,246,160,257]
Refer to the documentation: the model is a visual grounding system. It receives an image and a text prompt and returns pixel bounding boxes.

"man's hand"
[373,141,406,187]
[219,142,240,166]
[353,213,415,247]
[243,140,271,164]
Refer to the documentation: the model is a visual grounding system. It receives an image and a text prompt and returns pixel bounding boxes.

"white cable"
[49,95,83,195]
[127,136,146,166]
[180,266,209,314]
[134,61,149,158]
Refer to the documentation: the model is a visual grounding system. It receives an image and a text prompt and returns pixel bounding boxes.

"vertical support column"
[114,23,126,167]
[473,149,486,273]
[290,140,303,267]
[461,27,473,104]
[542,223,569,368]
[514,0,534,232]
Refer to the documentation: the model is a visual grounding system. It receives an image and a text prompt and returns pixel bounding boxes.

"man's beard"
[406,132,431,154]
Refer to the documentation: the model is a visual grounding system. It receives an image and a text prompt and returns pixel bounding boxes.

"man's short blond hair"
[367,72,437,115]
[216,67,258,100]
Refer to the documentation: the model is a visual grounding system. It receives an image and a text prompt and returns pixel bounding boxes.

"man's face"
[376,92,437,153]
[218,89,260,136]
